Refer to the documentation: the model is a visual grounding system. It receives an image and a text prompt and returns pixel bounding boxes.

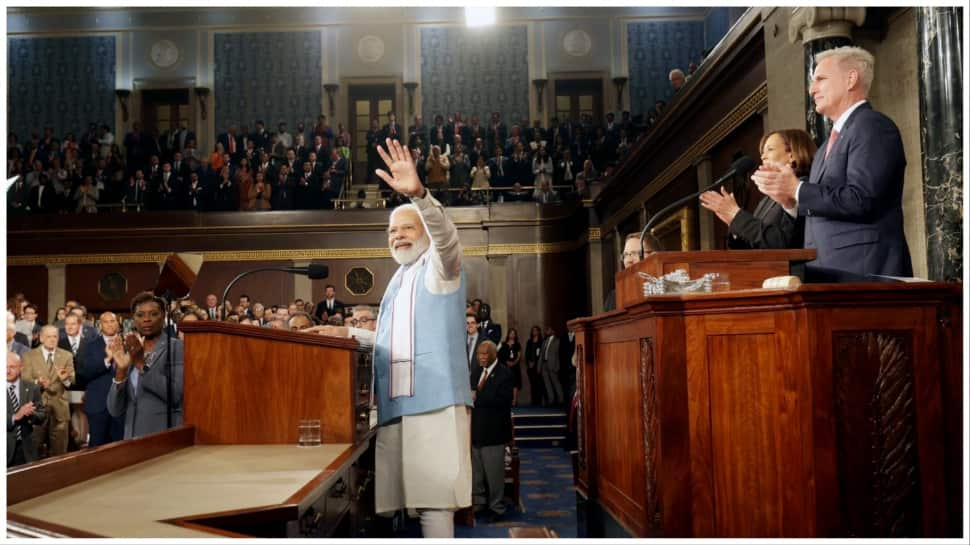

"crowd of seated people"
[5,289,379,462]
[8,88,703,215]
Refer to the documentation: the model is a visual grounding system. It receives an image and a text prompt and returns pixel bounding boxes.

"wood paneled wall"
[7,203,592,335]
[5,266,48,321]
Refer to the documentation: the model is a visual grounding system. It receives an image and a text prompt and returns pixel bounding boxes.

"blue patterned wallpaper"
[627,20,705,116]
[704,8,730,50]
[214,32,322,132]
[420,26,529,124]
[7,36,116,141]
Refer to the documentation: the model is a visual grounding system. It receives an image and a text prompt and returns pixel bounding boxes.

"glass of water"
[298,419,322,448]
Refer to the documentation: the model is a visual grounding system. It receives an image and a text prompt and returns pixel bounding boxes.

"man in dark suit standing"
[477,303,502,344]
[753,46,912,280]
[465,314,485,376]
[7,351,47,467]
[79,311,125,447]
[469,340,514,522]
[218,125,243,162]
[314,285,345,322]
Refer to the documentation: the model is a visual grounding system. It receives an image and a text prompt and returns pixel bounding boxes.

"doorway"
[140,89,191,137]
[553,79,603,124]
[348,84,396,184]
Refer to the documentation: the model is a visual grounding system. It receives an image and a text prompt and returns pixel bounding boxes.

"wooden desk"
[7,323,378,538]
[571,282,963,538]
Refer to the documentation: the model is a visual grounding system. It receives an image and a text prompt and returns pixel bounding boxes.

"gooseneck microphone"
[220,264,330,320]
[639,155,756,258]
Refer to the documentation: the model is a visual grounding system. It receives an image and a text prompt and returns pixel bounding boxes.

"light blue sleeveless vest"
[374,257,473,426]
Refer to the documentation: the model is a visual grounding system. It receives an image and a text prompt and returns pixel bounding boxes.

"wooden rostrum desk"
[7,322,378,538]
[571,250,963,538]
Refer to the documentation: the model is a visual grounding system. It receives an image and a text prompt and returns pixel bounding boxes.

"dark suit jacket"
[728,193,805,250]
[799,103,912,278]
[314,299,346,321]
[79,336,116,414]
[470,363,514,447]
[465,333,485,374]
[217,133,244,159]
[27,185,59,213]
[479,320,502,344]
[7,379,47,464]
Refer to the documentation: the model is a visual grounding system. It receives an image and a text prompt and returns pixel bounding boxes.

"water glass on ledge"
[298,419,322,448]
[709,272,731,292]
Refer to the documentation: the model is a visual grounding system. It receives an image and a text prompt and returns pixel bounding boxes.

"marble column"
[693,155,716,250]
[46,264,66,323]
[292,260,313,304]
[789,7,866,145]
[917,7,963,282]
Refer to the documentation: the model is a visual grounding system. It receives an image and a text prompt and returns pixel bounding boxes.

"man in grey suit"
[753,46,912,280]
[540,326,563,407]
[107,292,183,439]
[7,351,47,466]
[465,314,485,377]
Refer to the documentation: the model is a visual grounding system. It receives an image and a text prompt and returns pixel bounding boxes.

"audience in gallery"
[8,72,694,215]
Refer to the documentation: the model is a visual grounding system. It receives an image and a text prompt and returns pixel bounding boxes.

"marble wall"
[761,7,806,132]
[7,36,116,141]
[858,8,928,279]
[626,20,705,116]
[916,7,963,282]
[419,25,530,124]
[213,31,323,132]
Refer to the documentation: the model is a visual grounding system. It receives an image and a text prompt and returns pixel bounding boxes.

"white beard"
[391,235,430,265]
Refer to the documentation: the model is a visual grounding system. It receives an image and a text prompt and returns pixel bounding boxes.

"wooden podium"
[571,251,963,538]
[7,322,376,538]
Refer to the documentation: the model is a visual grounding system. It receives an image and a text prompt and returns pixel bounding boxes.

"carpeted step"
[513,409,568,448]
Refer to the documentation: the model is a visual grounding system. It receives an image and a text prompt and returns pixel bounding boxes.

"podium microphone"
[639,155,756,259]
[220,264,329,320]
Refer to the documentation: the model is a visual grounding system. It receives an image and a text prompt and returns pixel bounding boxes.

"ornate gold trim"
[587,227,602,241]
[602,82,768,233]
[650,206,693,251]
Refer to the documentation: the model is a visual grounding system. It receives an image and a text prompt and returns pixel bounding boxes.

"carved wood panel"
[639,337,662,533]
[833,331,921,537]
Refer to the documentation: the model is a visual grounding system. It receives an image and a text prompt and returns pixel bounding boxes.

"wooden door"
[140,89,191,160]
[554,79,603,124]
[349,85,395,185]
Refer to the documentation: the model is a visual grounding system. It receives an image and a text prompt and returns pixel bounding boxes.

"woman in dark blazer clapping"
[700,129,816,249]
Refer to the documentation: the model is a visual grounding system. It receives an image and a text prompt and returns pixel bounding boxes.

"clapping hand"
[14,401,36,421]
[699,186,742,226]
[376,138,424,198]
[107,335,130,371]
[56,365,70,381]
[750,160,799,209]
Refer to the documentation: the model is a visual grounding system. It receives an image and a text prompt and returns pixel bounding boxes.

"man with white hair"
[753,46,912,280]
[7,312,29,356]
[7,351,47,466]
[372,138,473,537]
[669,68,686,91]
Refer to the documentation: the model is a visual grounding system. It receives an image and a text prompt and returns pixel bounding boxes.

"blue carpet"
[394,447,577,538]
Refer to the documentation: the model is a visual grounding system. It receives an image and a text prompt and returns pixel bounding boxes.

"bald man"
[79,312,125,447]
[21,325,75,457]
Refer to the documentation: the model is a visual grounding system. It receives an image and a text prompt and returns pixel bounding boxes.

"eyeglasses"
[622,250,656,259]
[348,317,375,326]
